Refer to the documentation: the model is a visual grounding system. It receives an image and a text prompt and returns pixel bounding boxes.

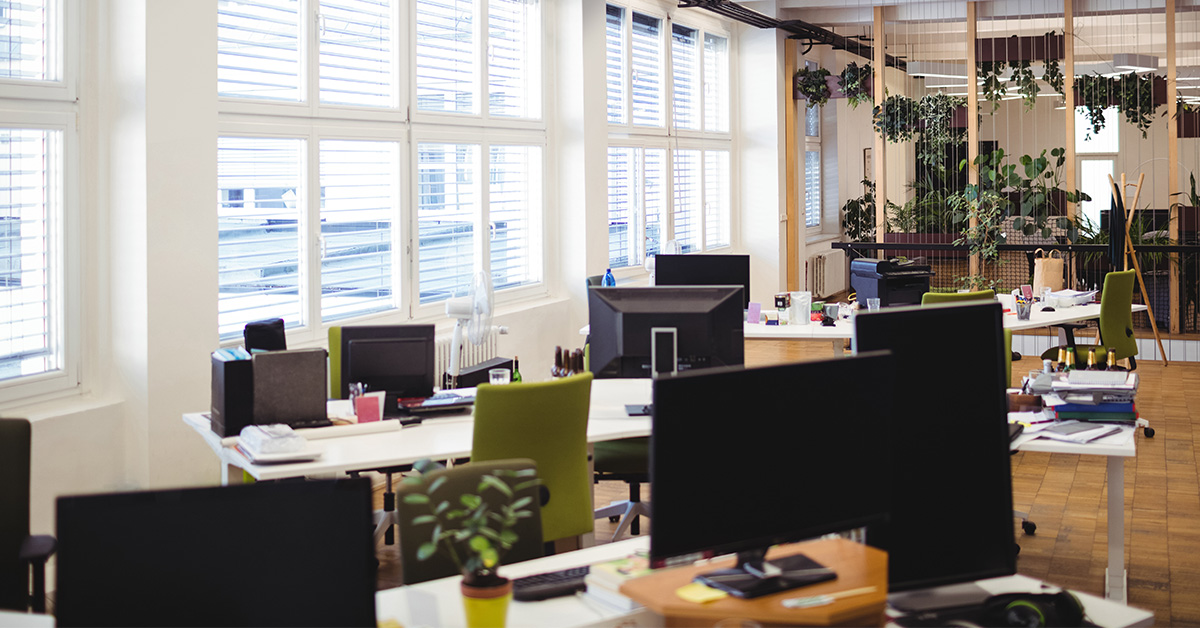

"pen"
[782,586,877,609]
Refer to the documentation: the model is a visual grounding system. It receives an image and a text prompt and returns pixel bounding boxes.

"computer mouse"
[1042,306,1055,312]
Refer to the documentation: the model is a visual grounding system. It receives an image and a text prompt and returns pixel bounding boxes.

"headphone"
[978,591,1085,627]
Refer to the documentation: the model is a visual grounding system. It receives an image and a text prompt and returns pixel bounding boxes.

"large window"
[0,0,78,396]
[605,3,732,270]
[218,0,544,342]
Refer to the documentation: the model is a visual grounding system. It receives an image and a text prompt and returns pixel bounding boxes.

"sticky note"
[675,582,728,604]
[746,302,762,324]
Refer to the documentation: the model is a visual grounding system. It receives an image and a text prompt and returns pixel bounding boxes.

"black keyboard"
[512,566,590,601]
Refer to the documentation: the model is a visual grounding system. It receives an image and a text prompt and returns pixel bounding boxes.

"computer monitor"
[340,324,436,399]
[654,254,751,308]
[650,351,895,599]
[588,286,744,379]
[55,478,376,627]
[853,301,1015,611]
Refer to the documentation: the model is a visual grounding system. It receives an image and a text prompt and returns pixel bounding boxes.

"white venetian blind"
[217,137,305,339]
[671,24,699,131]
[488,0,539,119]
[218,0,302,101]
[0,0,50,81]
[672,149,701,252]
[703,33,728,133]
[417,143,478,302]
[605,4,625,124]
[607,146,637,268]
[319,139,398,323]
[644,148,666,257]
[805,150,821,228]
[318,0,395,108]
[630,12,663,127]
[415,0,477,114]
[705,150,729,248]
[489,145,540,290]
[0,129,57,382]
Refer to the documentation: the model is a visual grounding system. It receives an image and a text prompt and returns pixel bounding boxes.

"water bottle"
[602,268,616,287]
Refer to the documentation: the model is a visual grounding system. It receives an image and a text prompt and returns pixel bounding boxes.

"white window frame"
[218,0,548,345]
[0,0,82,404]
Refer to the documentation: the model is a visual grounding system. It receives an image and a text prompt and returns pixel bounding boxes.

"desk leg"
[582,443,596,549]
[831,339,844,356]
[221,462,243,486]
[1105,455,1127,603]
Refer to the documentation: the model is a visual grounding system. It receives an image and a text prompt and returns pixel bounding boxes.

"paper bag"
[1032,248,1064,295]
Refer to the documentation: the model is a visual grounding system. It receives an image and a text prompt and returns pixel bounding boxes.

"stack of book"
[584,552,652,611]
[1050,371,1139,423]
[1053,401,1137,423]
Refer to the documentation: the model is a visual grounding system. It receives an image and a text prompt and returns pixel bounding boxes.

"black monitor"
[853,302,1015,611]
[340,324,435,399]
[655,254,751,308]
[588,286,744,379]
[55,478,376,627]
[650,352,895,598]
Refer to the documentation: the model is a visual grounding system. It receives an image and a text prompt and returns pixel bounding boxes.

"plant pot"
[461,577,512,628]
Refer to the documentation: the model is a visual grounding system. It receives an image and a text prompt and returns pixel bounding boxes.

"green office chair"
[920,289,995,305]
[0,418,55,614]
[471,373,594,546]
[1039,269,1139,370]
[395,459,544,584]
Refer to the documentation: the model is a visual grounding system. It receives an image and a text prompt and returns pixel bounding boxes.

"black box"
[211,353,254,438]
[443,357,514,389]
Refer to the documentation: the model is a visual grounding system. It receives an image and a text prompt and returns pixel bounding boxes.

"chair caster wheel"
[1022,520,1036,535]
[1144,427,1155,437]
[608,516,619,523]
[1012,351,1022,361]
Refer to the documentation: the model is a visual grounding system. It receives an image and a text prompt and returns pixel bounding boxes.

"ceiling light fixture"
[1113,53,1159,73]
[907,61,968,79]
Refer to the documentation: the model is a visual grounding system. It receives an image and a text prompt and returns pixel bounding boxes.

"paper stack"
[583,552,652,611]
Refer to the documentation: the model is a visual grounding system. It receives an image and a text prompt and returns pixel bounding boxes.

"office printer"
[850,258,934,307]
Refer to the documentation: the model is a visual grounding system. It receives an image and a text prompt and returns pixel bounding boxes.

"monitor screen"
[588,286,744,379]
[55,478,376,627]
[654,254,751,308]
[650,351,895,598]
[339,324,435,399]
[853,302,1015,605]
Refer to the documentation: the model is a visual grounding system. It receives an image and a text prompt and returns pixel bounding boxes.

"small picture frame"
[1020,284,1034,300]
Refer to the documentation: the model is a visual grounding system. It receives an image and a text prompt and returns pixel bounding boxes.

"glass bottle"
[1086,348,1097,370]
[1056,346,1067,372]
[1107,349,1126,371]
[553,346,563,377]
[512,356,522,382]
[1064,347,1075,371]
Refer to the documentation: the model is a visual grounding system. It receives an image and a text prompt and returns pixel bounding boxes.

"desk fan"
[445,271,506,389]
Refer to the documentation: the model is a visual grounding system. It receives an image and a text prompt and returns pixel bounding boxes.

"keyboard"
[512,566,590,601]
[1066,370,1130,386]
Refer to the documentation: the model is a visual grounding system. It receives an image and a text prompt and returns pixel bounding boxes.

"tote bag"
[1032,248,1064,295]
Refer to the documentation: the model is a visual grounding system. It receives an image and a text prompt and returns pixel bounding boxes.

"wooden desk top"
[619,537,887,627]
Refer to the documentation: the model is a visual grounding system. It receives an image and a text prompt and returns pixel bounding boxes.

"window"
[803,60,821,230]
[0,0,78,396]
[605,4,732,269]
[1075,106,1119,152]
[218,0,544,341]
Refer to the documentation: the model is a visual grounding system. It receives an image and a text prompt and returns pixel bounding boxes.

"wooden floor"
[372,337,1200,624]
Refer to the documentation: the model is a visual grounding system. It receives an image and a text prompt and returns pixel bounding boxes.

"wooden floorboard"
[369,336,1199,624]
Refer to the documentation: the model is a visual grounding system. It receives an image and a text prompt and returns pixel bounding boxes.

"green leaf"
[403,494,430,505]
[412,515,438,525]
[417,542,438,561]
[481,547,499,568]
[479,475,513,498]
[435,500,450,515]
[511,496,532,510]
[428,476,446,494]
[1012,217,1025,230]
[469,535,492,552]
[461,494,482,509]
[478,527,502,542]
[399,476,424,487]
[500,529,519,546]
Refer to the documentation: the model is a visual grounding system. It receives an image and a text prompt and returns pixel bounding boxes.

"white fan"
[445,271,505,388]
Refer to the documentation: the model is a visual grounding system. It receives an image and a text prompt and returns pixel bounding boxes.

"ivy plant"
[838,62,873,109]
[872,94,919,143]
[948,184,1009,291]
[916,92,967,175]
[978,60,1008,112]
[794,66,832,108]
[841,178,877,243]
[1076,72,1161,138]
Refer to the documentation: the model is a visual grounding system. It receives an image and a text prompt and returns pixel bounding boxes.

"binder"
[210,352,254,438]
[251,348,329,427]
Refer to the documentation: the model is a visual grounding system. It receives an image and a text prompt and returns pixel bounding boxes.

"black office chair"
[593,439,650,541]
[0,418,55,614]
[243,317,287,352]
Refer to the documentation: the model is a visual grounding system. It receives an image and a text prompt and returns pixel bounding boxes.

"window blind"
[673,149,701,253]
[703,33,728,133]
[671,24,699,131]
[415,0,477,114]
[417,143,477,303]
[488,0,538,119]
[705,150,730,248]
[630,12,663,127]
[218,0,302,101]
[318,0,394,108]
[0,0,50,81]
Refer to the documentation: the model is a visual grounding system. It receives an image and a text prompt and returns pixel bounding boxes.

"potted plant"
[402,459,541,628]
[793,66,831,107]
[1076,72,1163,138]
[872,94,919,143]
[838,61,873,109]
[841,178,877,256]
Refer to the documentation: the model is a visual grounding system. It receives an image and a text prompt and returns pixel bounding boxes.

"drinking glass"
[489,368,511,385]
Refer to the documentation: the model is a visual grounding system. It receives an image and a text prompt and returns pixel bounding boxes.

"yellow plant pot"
[461,578,513,628]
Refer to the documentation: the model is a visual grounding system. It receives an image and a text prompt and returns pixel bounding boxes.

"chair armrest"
[19,535,56,563]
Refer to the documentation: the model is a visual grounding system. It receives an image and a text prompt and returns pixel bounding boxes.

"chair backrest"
[1004,328,1013,386]
[0,419,31,611]
[1099,269,1138,361]
[921,289,996,305]
[328,325,343,398]
[586,274,604,288]
[396,459,544,585]
[471,374,594,543]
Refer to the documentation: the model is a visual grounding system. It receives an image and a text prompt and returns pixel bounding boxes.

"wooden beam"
[1168,0,1181,333]
[785,38,799,292]
[873,6,886,251]
[967,2,980,278]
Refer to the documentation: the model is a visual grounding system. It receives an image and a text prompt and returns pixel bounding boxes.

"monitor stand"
[693,549,836,599]
[887,582,992,613]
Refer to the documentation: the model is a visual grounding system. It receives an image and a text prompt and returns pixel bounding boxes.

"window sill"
[806,233,840,246]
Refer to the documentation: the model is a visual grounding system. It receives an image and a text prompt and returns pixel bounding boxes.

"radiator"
[435,333,500,378]
[808,249,847,299]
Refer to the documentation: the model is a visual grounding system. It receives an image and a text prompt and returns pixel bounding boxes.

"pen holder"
[1015,300,1032,321]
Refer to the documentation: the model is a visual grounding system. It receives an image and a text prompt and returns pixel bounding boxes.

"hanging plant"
[1076,72,1161,138]
[794,66,831,108]
[872,94,919,143]
[1010,60,1039,109]
[916,92,967,175]
[1042,56,1064,96]
[978,60,1008,112]
[838,62,873,109]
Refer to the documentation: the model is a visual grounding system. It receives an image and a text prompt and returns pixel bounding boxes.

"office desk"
[1016,434,1137,603]
[183,378,652,485]
[1005,302,1148,332]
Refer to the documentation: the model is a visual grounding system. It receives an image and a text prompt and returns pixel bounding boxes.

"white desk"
[1005,302,1148,332]
[183,378,652,485]
[375,537,1152,628]
[1015,433,1137,604]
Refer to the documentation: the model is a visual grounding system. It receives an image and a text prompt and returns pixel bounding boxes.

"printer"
[850,258,934,307]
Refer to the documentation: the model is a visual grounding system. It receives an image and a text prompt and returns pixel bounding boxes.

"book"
[585,553,652,589]
[1054,401,1137,422]
[581,581,642,611]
